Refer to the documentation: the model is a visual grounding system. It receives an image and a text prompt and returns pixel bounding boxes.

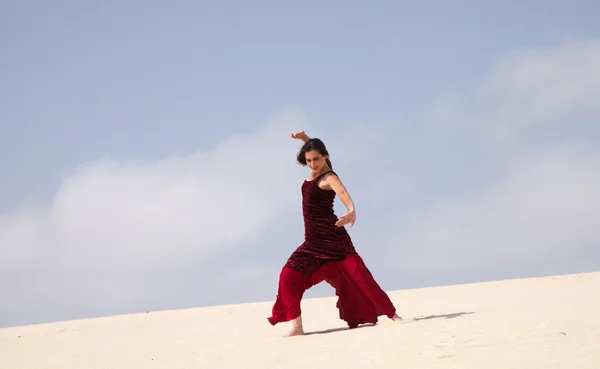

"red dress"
[267,171,397,328]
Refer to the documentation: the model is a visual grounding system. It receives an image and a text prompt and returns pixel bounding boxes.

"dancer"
[267,130,402,336]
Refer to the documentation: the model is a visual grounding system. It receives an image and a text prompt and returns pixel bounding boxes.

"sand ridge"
[1,272,599,368]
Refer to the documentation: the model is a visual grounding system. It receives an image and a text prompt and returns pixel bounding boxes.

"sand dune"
[1,271,599,368]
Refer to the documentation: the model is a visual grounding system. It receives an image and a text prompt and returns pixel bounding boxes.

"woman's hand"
[336,210,356,227]
[290,130,310,142]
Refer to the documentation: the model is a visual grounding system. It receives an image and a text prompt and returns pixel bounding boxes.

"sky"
[1,0,600,328]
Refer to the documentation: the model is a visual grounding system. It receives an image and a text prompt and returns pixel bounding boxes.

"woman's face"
[305,150,328,172]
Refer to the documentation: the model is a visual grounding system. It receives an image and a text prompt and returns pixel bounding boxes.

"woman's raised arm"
[291,130,310,143]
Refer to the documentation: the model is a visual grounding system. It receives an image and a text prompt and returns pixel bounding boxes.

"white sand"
[1,271,599,368]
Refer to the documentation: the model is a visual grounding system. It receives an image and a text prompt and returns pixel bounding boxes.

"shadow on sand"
[305,323,377,336]
[303,311,475,335]
[413,311,475,321]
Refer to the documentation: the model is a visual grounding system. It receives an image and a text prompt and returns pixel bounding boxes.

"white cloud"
[383,143,600,273]
[482,38,600,121]
[430,38,600,144]
[1,109,308,273]
[384,38,600,277]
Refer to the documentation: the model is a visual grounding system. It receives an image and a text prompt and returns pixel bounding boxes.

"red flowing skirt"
[267,254,396,328]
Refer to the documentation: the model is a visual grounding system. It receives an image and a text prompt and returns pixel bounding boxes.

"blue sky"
[2,0,600,328]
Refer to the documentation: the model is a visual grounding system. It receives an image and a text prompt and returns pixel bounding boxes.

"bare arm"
[291,130,311,142]
[326,174,356,227]
[327,174,354,212]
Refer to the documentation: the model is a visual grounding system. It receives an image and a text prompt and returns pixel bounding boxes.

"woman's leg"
[317,254,402,327]
[267,267,309,335]
[268,248,329,335]
[345,254,402,320]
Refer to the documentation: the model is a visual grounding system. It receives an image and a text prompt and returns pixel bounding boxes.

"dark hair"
[297,138,332,169]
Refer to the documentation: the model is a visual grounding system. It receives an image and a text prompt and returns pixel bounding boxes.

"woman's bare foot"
[287,315,304,336]
[391,313,404,321]
[288,327,305,336]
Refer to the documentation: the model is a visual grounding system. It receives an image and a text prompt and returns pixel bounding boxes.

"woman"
[267,130,402,336]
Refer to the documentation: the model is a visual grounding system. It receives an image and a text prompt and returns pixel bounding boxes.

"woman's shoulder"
[306,170,336,181]
[317,170,338,180]
[316,171,339,189]
[322,170,338,180]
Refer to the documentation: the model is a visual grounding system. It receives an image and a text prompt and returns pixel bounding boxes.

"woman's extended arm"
[326,174,356,227]
[291,130,310,142]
